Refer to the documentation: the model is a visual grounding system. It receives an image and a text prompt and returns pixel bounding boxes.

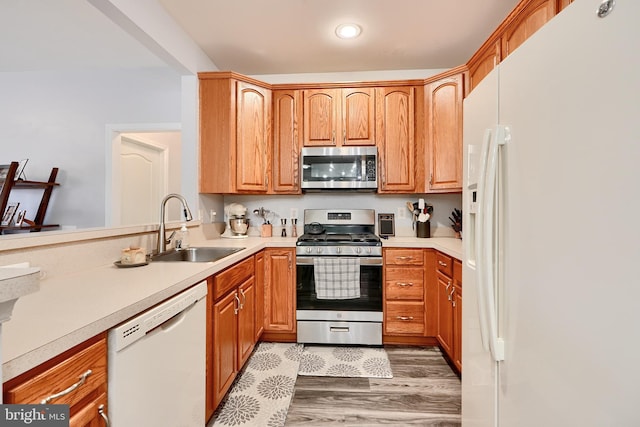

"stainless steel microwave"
[300,146,377,191]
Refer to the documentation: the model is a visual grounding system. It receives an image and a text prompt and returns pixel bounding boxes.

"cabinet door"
[342,88,375,146]
[264,248,296,332]
[254,252,265,341]
[236,81,271,191]
[376,86,416,192]
[69,392,107,427]
[272,90,302,193]
[501,0,556,58]
[213,290,239,409]
[436,272,454,357]
[453,260,463,372]
[467,40,501,94]
[303,89,340,146]
[426,73,463,191]
[238,277,256,366]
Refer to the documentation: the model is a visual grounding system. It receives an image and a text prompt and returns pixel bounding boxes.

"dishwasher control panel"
[109,281,207,352]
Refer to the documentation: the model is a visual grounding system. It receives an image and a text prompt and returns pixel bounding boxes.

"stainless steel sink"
[151,247,244,262]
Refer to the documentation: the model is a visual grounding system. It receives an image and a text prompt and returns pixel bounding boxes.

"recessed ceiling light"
[335,23,362,39]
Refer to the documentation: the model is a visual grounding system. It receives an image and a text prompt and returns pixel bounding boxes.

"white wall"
[0,67,183,229]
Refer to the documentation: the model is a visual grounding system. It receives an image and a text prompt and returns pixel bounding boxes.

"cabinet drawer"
[4,337,107,407]
[454,259,462,288]
[385,249,424,266]
[385,267,424,300]
[384,301,425,335]
[436,252,453,277]
[214,256,254,300]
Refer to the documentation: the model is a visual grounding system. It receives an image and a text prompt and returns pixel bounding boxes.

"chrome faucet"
[157,193,193,254]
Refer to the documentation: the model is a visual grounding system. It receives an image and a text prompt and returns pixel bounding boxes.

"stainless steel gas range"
[296,209,383,345]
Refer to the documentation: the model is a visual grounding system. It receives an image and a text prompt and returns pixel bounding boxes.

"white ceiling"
[158,0,521,75]
[1,0,521,75]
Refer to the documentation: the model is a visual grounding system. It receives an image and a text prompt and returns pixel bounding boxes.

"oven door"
[296,256,382,312]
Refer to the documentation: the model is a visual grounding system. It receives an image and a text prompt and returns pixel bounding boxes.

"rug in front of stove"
[298,345,393,378]
[210,342,303,427]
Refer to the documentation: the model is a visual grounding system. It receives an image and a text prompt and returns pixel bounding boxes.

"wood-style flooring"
[285,346,461,426]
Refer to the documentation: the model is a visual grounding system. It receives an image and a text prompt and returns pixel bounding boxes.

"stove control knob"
[367,247,372,254]
[305,247,312,254]
[356,247,362,254]
[336,247,342,254]
[316,247,322,254]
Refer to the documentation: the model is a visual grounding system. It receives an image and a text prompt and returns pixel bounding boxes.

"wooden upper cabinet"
[376,86,416,193]
[556,0,573,12]
[303,88,375,146]
[425,72,464,191]
[467,39,501,94]
[501,0,557,58]
[342,88,376,146]
[236,81,271,192]
[272,90,302,194]
[199,74,271,194]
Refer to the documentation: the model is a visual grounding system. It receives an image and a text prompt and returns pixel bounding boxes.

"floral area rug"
[210,342,303,427]
[298,345,393,378]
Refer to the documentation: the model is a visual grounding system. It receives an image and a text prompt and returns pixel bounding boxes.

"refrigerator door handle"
[479,125,508,362]
[474,128,493,352]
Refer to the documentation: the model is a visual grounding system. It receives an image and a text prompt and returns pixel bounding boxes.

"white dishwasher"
[108,281,207,427]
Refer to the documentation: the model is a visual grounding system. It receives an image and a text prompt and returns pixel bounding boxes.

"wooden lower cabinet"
[254,251,265,340]
[3,334,109,426]
[435,251,462,372]
[383,248,427,338]
[263,248,296,336]
[453,259,462,371]
[436,270,455,356]
[207,256,257,417]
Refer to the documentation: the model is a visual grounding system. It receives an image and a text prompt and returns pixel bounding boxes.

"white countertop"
[2,236,461,381]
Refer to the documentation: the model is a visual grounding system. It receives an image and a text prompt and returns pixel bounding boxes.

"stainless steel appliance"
[300,146,377,191]
[296,209,382,345]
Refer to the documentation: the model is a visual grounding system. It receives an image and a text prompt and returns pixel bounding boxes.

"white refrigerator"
[462,1,640,426]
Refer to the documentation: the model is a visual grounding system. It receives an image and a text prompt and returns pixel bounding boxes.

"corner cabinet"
[303,88,375,147]
[425,72,464,192]
[3,334,109,426]
[263,248,296,339]
[0,162,60,233]
[271,90,302,194]
[199,73,271,194]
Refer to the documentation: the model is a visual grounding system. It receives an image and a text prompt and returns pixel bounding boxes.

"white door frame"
[105,123,181,227]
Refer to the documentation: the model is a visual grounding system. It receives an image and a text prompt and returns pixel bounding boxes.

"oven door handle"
[296,256,383,266]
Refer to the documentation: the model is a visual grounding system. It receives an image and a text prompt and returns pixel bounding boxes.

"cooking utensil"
[307,222,325,235]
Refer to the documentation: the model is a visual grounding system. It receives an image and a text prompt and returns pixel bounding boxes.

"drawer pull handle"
[40,369,92,404]
[396,316,414,321]
[98,404,110,426]
[396,256,414,261]
[438,260,448,267]
[398,282,414,287]
[330,326,350,333]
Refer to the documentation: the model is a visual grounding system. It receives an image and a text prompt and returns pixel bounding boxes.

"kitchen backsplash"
[216,193,462,238]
